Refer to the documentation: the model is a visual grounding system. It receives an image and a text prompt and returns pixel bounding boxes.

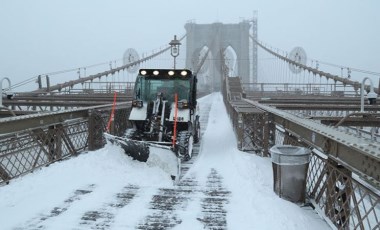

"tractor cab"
[133,69,195,105]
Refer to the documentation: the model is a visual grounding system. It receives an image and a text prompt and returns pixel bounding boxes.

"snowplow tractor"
[105,69,200,168]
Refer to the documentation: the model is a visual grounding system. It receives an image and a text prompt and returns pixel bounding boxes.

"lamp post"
[169,35,181,69]
[360,77,377,112]
[0,77,12,108]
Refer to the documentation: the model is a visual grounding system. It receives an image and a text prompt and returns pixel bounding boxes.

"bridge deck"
[0,93,330,229]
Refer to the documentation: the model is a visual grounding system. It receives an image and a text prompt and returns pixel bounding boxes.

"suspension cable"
[250,36,378,93]
[25,34,187,93]
[311,59,380,76]
[9,59,122,91]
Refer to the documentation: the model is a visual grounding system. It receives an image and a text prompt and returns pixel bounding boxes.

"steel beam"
[310,116,380,126]
[256,98,361,105]
[5,94,131,101]
[0,102,130,135]
[267,104,380,111]
[3,100,115,107]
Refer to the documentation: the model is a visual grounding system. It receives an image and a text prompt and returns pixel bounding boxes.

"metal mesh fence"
[275,124,380,229]
[223,77,380,230]
[0,106,131,185]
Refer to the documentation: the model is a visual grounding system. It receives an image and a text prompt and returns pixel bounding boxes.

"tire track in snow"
[15,184,96,230]
[136,177,198,229]
[136,168,231,230]
[79,184,139,229]
[179,143,200,179]
[197,168,231,230]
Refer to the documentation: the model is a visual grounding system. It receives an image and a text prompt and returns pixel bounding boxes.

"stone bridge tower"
[185,21,256,91]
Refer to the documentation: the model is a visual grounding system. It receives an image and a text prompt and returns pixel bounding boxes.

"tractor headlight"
[132,100,143,108]
[177,99,188,109]
[180,70,188,76]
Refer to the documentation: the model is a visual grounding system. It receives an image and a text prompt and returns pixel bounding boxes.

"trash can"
[270,145,311,203]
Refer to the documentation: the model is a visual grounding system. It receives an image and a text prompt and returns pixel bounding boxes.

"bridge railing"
[223,77,380,230]
[222,77,275,156]
[0,103,131,185]
[66,82,135,94]
[242,82,359,98]
[276,129,380,230]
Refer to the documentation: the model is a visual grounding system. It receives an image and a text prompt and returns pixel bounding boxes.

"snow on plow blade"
[104,133,150,162]
[104,133,179,179]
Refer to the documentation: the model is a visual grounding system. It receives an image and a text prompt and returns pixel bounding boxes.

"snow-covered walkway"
[0,93,330,229]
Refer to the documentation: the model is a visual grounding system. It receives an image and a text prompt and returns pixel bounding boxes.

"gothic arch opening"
[223,46,238,77]
[190,46,210,74]
[191,46,218,91]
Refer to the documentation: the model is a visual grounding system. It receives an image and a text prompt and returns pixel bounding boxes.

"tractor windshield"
[134,77,190,103]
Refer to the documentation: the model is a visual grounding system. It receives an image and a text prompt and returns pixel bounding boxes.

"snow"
[0,93,330,229]
[146,146,178,177]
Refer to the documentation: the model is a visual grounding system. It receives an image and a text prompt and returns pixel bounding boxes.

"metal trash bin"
[270,145,311,203]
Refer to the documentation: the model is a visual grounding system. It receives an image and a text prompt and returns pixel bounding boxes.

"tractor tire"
[177,131,193,161]
[121,128,150,162]
[193,119,201,144]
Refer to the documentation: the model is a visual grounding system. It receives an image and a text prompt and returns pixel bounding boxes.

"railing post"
[268,113,276,150]
[46,125,57,162]
[0,165,11,182]
[88,109,105,151]
[283,131,297,145]
[236,111,243,150]
[325,160,352,229]
[113,108,131,137]
[262,112,272,157]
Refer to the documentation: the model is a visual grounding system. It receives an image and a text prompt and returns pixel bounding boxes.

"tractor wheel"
[121,128,150,162]
[193,120,201,144]
[177,131,193,161]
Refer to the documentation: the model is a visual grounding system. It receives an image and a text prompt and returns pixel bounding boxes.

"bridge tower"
[185,21,256,90]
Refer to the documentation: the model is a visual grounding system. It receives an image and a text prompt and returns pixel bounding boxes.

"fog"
[1,0,379,91]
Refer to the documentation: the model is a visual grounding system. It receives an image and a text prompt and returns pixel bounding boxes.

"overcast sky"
[1,0,379,90]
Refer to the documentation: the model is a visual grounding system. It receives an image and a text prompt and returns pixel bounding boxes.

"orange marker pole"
[172,93,178,148]
[107,91,118,133]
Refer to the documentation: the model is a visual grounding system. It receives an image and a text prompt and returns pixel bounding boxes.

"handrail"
[0,102,130,135]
